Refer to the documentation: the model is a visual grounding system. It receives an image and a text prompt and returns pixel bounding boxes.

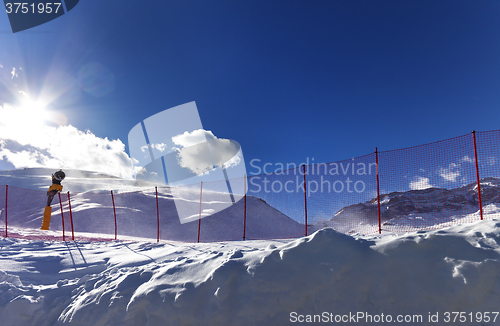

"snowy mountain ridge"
[2,168,500,239]
[0,167,156,193]
[314,177,500,234]
[0,168,303,242]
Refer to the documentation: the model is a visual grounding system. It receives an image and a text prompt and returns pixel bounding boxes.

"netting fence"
[1,130,499,242]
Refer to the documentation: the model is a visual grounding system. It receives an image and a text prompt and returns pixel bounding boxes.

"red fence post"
[243,175,247,241]
[375,148,382,234]
[156,186,159,243]
[111,190,117,240]
[58,193,65,241]
[67,192,74,241]
[198,181,203,243]
[4,185,7,238]
[472,131,484,220]
[302,165,308,237]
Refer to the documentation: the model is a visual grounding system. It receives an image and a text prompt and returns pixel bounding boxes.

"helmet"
[53,170,65,181]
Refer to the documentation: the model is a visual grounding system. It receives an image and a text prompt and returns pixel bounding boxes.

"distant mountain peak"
[315,177,500,234]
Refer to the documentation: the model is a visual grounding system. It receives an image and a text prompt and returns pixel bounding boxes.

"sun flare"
[17,99,49,128]
[20,97,66,126]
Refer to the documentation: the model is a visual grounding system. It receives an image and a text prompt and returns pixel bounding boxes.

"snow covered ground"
[0,220,499,325]
[1,168,500,325]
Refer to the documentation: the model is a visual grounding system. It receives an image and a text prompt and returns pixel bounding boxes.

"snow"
[0,168,154,193]
[0,220,499,325]
[1,168,500,325]
[313,178,500,236]
[0,168,303,242]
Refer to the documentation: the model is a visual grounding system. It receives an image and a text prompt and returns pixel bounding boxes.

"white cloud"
[409,176,433,190]
[488,156,496,166]
[11,67,17,79]
[140,143,167,153]
[0,103,137,179]
[462,155,474,163]
[172,129,240,175]
[438,163,460,182]
[172,129,212,148]
[151,143,167,152]
[435,156,478,184]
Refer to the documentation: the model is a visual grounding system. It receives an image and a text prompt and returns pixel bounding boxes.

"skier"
[40,170,66,230]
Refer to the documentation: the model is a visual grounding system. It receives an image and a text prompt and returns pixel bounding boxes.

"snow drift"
[1,168,500,325]
[0,219,500,325]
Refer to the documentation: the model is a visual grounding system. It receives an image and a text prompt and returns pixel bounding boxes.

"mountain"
[0,168,304,242]
[0,168,156,193]
[313,177,500,234]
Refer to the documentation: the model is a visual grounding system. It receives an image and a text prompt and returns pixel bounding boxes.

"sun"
[19,99,48,125]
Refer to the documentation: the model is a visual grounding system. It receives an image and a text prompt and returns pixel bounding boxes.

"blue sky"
[1,0,500,177]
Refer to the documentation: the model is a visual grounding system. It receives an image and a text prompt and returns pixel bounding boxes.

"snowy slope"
[0,168,304,242]
[313,177,500,234]
[1,168,500,326]
[0,168,156,193]
[0,220,500,325]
